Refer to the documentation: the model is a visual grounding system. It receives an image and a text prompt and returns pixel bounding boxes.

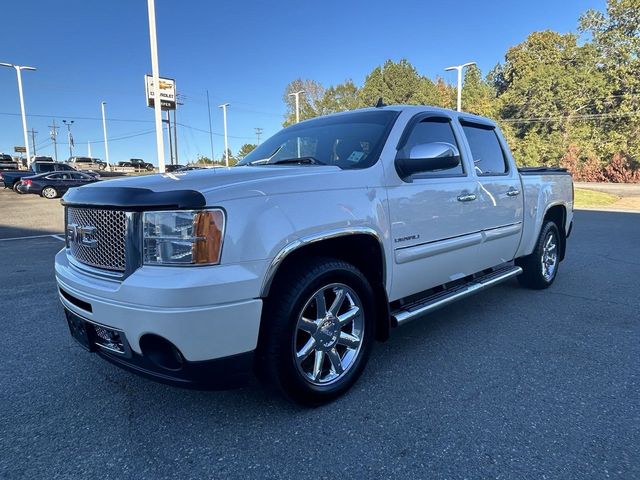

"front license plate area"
[65,309,95,352]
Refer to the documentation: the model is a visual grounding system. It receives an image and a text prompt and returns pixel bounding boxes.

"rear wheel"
[516,221,560,289]
[41,186,58,199]
[257,258,375,406]
[13,182,25,194]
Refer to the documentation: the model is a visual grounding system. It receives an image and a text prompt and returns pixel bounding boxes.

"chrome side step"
[391,265,522,326]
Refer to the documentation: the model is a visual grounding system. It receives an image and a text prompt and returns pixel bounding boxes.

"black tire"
[516,221,561,289]
[256,257,376,406]
[13,182,25,194]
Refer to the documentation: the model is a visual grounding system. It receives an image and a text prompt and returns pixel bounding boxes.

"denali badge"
[67,224,98,248]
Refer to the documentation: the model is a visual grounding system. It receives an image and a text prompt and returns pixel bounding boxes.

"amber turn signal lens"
[192,210,225,264]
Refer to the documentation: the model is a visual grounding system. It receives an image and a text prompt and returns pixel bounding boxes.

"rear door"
[386,113,489,301]
[459,119,523,267]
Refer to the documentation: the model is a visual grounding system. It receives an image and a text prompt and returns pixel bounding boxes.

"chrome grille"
[66,207,127,271]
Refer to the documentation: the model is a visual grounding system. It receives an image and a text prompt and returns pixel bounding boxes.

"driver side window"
[401,118,464,177]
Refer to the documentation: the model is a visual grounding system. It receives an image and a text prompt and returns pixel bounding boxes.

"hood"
[61,165,353,209]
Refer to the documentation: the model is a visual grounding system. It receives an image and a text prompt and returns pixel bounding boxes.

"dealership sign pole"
[147,0,165,173]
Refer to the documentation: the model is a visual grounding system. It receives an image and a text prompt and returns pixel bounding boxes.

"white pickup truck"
[55,105,573,405]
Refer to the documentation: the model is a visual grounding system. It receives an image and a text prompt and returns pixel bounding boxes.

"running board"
[391,265,522,326]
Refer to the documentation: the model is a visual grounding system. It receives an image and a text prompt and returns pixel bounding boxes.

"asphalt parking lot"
[1,188,639,479]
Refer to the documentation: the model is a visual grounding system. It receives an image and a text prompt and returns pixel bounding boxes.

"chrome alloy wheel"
[294,283,364,386]
[42,187,57,199]
[541,230,558,282]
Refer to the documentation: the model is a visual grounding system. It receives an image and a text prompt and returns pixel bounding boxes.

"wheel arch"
[543,203,567,261]
[261,228,391,341]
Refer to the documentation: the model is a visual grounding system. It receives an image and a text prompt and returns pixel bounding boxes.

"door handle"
[506,188,520,197]
[457,193,477,202]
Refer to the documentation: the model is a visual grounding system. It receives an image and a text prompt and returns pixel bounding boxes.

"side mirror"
[395,142,461,179]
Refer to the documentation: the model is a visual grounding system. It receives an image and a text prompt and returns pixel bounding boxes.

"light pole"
[444,62,476,112]
[218,103,229,167]
[101,101,110,170]
[288,90,304,123]
[0,62,36,166]
[288,90,304,157]
[62,120,74,158]
[147,0,166,173]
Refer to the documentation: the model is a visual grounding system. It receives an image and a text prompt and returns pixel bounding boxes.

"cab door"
[459,119,523,267]
[386,114,489,301]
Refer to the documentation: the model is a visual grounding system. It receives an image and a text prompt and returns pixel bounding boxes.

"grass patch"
[574,188,619,208]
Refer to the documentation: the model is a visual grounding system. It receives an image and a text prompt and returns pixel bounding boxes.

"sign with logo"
[14,146,26,153]
[145,75,176,110]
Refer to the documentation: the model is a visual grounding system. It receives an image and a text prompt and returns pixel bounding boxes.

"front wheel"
[41,186,58,199]
[516,221,561,289]
[257,258,376,406]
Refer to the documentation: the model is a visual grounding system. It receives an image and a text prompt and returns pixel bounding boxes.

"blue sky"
[0,0,604,166]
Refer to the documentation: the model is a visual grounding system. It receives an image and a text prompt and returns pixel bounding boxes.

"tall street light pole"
[444,62,476,112]
[288,90,304,156]
[288,90,304,123]
[101,101,110,170]
[147,0,165,173]
[218,103,229,167]
[0,62,36,166]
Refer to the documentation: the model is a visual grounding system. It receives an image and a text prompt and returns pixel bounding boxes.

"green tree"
[358,59,438,106]
[317,80,361,114]
[237,143,257,159]
[461,65,497,118]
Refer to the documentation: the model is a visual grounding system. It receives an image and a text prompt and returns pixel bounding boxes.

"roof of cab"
[300,104,498,128]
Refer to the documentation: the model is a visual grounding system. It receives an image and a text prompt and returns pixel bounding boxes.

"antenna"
[375,97,386,108]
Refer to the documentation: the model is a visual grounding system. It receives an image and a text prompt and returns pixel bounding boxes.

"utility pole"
[255,127,263,145]
[0,62,36,166]
[444,62,476,112]
[147,0,166,173]
[87,140,92,158]
[101,102,110,170]
[164,110,173,164]
[49,120,59,162]
[219,103,229,167]
[206,90,214,162]
[174,94,183,164]
[62,119,74,159]
[30,129,38,156]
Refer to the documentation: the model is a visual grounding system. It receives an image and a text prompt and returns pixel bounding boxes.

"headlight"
[143,209,225,266]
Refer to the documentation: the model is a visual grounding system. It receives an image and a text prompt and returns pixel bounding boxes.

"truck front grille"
[66,207,127,272]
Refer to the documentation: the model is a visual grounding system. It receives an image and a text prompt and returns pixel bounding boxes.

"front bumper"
[55,249,266,388]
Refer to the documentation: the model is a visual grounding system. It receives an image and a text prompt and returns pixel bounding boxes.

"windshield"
[238,110,399,169]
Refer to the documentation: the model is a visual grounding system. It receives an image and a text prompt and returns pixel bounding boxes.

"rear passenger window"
[461,124,508,175]
[401,117,464,176]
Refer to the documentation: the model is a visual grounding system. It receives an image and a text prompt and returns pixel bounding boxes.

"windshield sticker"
[346,151,365,163]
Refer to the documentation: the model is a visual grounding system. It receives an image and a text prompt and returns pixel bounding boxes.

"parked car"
[164,164,185,172]
[32,156,54,162]
[0,153,19,171]
[1,161,82,192]
[67,156,107,171]
[117,158,154,171]
[56,105,573,405]
[17,171,98,198]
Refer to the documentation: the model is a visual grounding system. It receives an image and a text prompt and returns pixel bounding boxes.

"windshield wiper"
[269,156,326,166]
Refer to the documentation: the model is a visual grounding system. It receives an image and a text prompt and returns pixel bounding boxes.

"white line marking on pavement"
[0,233,65,242]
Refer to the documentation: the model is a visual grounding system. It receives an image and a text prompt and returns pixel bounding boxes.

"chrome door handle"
[506,188,520,197]
[457,193,477,202]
